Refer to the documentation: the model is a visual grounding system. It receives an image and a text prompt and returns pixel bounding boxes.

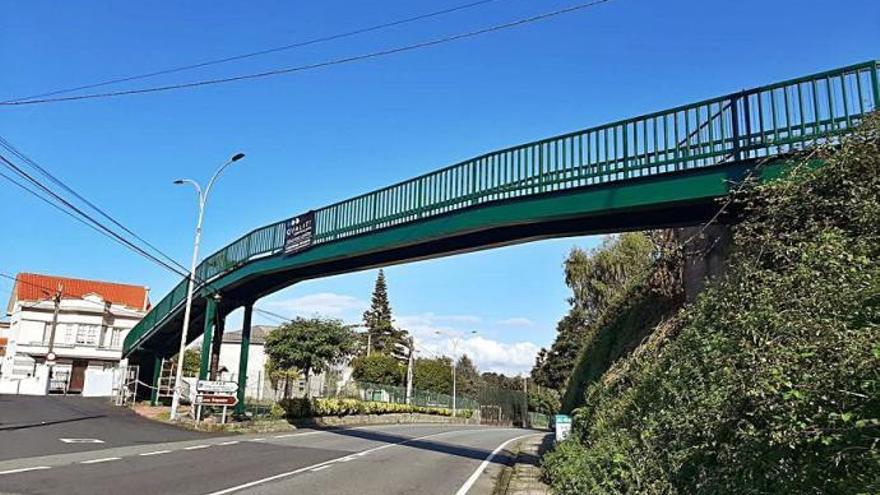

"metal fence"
[125,61,880,355]
[332,381,480,411]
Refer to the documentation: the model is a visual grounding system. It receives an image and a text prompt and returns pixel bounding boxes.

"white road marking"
[60,438,104,444]
[0,466,51,475]
[201,428,500,495]
[273,434,294,438]
[218,441,239,446]
[139,450,172,456]
[249,438,266,442]
[454,433,541,495]
[81,457,121,464]
[184,445,210,450]
[310,465,331,472]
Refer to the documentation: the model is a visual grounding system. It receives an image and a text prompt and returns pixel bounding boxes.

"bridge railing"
[125,61,879,356]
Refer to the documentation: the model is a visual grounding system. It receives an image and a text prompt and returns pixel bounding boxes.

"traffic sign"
[195,394,238,406]
[196,380,238,394]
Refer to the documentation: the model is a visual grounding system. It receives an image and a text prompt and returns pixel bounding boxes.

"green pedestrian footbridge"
[124,61,879,409]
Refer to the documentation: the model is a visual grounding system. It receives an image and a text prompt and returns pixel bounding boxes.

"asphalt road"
[0,395,215,461]
[0,396,543,495]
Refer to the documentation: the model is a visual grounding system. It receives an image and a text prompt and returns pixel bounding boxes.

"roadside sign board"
[195,394,238,406]
[196,380,238,394]
[284,211,315,255]
[554,414,572,442]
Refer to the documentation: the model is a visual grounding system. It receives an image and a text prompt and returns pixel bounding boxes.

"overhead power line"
[0,136,190,275]
[2,0,502,104]
[0,152,189,278]
[2,0,613,106]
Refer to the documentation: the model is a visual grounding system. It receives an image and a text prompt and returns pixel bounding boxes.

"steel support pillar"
[150,354,162,406]
[199,297,217,380]
[234,303,253,415]
[209,309,225,380]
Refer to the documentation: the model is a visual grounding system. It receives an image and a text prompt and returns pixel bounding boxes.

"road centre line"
[202,428,510,495]
[184,445,210,450]
[0,466,51,475]
[454,433,542,495]
[218,441,239,446]
[139,450,172,456]
[81,457,121,464]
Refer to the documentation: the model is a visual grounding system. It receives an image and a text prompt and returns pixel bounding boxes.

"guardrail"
[125,60,879,356]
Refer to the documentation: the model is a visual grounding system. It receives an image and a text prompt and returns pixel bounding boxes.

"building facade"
[0,273,149,395]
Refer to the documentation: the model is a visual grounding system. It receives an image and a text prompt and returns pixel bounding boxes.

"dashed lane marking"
[218,441,239,446]
[184,445,210,450]
[0,466,51,475]
[139,450,172,456]
[60,438,104,444]
[81,457,121,465]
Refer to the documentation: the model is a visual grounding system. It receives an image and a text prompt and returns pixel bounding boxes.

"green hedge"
[543,116,880,493]
[278,397,472,419]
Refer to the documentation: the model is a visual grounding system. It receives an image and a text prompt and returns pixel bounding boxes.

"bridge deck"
[124,60,879,359]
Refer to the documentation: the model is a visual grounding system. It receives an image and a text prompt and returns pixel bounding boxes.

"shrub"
[544,115,880,493]
[277,397,472,419]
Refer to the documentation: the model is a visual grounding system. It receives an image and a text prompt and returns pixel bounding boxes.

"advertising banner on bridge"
[284,211,315,255]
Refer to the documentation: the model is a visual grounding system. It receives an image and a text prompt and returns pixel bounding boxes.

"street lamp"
[435,329,476,418]
[169,152,245,421]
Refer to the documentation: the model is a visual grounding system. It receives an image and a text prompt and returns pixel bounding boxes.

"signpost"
[283,211,315,255]
[554,414,572,443]
[197,380,238,394]
[195,381,239,423]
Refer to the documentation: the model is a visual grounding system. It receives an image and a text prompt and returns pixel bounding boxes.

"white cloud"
[256,300,540,376]
[399,312,539,376]
[264,292,366,318]
[417,335,539,376]
[497,317,534,326]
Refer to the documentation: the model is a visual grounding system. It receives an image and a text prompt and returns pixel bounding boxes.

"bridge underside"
[127,158,781,366]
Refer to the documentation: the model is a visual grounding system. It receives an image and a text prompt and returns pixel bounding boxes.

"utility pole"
[366,332,372,357]
[45,283,63,393]
[405,337,414,405]
[522,374,529,428]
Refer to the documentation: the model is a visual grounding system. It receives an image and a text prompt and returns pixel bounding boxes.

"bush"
[277,397,472,419]
[544,115,880,493]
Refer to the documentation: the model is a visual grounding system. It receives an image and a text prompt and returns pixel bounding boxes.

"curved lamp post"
[169,152,245,421]
[434,329,477,418]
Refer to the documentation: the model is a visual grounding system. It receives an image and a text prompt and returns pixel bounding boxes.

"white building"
[0,272,149,395]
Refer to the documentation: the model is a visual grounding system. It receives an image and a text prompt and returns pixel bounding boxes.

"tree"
[264,316,356,397]
[181,348,201,376]
[351,353,404,385]
[456,354,481,396]
[413,357,453,395]
[362,269,409,355]
[531,233,656,391]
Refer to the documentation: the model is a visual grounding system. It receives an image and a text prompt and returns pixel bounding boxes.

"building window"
[109,328,125,348]
[76,325,99,346]
[63,323,77,344]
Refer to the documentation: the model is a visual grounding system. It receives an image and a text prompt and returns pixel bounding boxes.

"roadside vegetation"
[542,115,880,493]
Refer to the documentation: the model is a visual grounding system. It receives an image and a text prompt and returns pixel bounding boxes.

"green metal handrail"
[125,60,879,356]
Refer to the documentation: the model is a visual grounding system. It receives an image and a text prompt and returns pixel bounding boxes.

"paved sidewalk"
[496,432,553,495]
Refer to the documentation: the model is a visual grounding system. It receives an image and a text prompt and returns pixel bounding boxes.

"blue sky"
[1,0,877,374]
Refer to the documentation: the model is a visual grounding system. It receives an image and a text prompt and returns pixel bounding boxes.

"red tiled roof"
[12,273,149,311]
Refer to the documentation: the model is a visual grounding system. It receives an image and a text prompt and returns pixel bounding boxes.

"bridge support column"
[234,303,254,415]
[209,309,225,380]
[199,296,217,380]
[150,354,162,406]
[677,224,732,302]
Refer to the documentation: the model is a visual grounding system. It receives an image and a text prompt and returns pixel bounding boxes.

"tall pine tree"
[362,269,409,356]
